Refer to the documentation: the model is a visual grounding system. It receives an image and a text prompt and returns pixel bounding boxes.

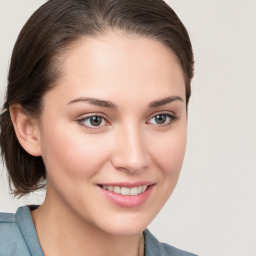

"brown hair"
[0,0,194,196]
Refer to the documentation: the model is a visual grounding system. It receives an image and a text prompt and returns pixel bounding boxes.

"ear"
[9,104,42,156]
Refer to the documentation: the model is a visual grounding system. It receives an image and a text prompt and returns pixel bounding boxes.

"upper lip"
[98,181,155,188]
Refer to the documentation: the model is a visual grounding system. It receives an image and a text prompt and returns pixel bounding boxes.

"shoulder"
[0,211,21,240]
[158,243,197,256]
[0,207,33,256]
[0,211,16,222]
[144,229,197,256]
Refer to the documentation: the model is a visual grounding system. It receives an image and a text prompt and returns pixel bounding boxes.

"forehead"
[47,32,185,104]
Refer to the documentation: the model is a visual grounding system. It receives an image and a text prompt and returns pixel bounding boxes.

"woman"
[0,0,195,255]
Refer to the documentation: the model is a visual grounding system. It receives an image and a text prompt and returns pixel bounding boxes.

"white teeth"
[142,185,147,193]
[121,187,129,195]
[102,185,148,196]
[129,187,138,196]
[113,186,121,193]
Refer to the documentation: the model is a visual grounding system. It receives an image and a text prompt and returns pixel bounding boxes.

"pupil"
[155,115,166,124]
[90,116,102,126]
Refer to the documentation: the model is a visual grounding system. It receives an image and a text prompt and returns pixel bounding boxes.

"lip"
[98,182,155,208]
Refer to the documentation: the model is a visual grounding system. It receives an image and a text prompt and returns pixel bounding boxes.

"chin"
[104,225,146,237]
[96,212,156,237]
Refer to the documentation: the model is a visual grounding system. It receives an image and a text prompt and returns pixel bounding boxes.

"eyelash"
[77,112,178,129]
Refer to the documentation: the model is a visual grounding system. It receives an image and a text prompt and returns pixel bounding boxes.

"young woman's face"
[37,32,187,236]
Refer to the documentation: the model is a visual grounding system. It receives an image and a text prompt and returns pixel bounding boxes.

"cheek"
[149,126,187,176]
[40,124,110,180]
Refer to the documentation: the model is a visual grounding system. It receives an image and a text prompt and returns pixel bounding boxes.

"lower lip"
[99,185,154,208]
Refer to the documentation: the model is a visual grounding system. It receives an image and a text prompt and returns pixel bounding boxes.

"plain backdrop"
[0,1,255,256]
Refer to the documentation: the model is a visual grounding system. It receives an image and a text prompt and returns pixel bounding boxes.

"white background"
[0,1,255,255]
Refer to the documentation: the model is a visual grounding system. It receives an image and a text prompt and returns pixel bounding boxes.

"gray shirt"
[0,206,197,256]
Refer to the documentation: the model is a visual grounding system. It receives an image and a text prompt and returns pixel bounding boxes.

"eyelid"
[147,110,177,120]
[77,112,108,119]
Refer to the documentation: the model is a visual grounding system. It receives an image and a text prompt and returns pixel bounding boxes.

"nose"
[111,123,150,174]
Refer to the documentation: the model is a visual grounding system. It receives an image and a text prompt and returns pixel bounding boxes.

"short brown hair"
[0,0,194,196]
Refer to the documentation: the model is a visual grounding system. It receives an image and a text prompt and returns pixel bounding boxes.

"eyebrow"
[67,97,117,108]
[149,96,184,108]
[67,96,183,108]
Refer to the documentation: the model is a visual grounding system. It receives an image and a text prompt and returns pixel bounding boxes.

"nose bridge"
[112,121,149,173]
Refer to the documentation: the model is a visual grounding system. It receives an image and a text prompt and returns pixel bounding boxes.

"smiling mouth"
[99,185,148,196]
[98,183,154,208]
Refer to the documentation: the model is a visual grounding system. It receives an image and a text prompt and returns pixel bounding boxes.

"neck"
[31,189,144,256]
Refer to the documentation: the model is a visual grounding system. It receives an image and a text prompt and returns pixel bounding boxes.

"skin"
[11,32,187,256]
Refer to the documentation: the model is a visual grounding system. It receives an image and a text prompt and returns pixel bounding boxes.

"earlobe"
[9,104,42,156]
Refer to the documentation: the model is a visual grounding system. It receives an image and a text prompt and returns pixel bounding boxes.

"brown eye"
[154,115,167,124]
[148,113,178,126]
[79,115,106,128]
[90,116,103,126]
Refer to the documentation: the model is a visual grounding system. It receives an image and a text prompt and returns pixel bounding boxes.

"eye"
[78,115,107,128]
[148,113,177,126]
